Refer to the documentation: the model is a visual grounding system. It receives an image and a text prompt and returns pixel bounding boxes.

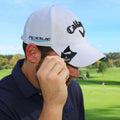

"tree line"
[0,52,120,70]
[86,52,120,73]
[0,54,24,70]
[89,52,120,68]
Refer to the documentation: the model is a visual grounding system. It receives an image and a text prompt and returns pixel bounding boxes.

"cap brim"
[52,42,105,68]
[69,42,105,67]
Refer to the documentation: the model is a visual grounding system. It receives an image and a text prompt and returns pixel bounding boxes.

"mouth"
[66,77,74,85]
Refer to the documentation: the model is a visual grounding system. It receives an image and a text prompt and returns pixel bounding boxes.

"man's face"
[36,51,79,85]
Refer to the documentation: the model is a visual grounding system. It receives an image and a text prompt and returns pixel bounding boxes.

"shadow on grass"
[75,79,120,86]
[85,106,120,120]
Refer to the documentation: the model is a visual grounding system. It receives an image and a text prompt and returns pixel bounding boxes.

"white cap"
[21,5,105,67]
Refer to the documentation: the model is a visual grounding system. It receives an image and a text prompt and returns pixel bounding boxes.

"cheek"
[35,58,44,73]
[67,66,79,78]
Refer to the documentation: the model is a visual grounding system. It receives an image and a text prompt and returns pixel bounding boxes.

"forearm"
[38,104,63,120]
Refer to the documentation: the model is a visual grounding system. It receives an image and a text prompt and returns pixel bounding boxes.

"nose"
[67,65,79,78]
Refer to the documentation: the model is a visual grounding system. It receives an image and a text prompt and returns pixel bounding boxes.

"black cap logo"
[67,20,85,37]
[61,46,77,63]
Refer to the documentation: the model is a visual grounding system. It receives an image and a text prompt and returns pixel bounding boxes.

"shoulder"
[0,74,16,93]
[0,74,18,105]
[0,74,13,85]
[68,80,83,102]
[66,80,85,119]
[0,75,18,119]
[69,80,80,87]
[0,75,14,93]
[68,80,82,95]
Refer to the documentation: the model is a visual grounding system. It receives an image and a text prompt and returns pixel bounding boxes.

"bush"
[98,61,107,73]
[1,65,10,69]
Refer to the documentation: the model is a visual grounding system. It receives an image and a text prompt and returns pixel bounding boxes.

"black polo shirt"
[0,59,85,120]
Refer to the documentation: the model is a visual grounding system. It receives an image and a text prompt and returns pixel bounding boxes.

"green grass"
[78,67,120,87]
[0,68,120,119]
[76,67,120,120]
[0,69,12,79]
[81,85,120,120]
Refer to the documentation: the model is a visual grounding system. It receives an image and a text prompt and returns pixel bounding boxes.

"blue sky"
[0,0,120,55]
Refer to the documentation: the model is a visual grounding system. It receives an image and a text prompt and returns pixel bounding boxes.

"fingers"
[50,62,64,74]
[36,55,69,107]
[37,55,69,83]
[46,56,69,82]
[39,56,57,74]
[58,68,69,82]
[38,56,66,74]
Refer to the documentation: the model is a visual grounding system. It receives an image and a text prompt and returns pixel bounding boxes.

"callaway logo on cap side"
[67,20,85,37]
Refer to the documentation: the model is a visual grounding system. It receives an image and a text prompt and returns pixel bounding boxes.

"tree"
[114,59,120,67]
[9,54,24,68]
[98,61,107,73]
[0,57,9,69]
[89,65,92,69]
[108,59,114,67]
[97,60,101,67]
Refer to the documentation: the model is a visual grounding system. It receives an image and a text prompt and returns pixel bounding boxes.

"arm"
[38,104,63,120]
[37,56,69,120]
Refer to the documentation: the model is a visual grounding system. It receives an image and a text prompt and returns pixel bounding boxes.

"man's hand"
[37,56,69,120]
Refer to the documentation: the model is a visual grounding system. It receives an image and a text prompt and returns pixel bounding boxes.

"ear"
[26,43,40,63]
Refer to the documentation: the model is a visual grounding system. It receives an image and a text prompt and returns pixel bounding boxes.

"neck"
[21,60,40,90]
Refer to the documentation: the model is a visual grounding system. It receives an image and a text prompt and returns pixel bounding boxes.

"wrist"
[39,103,63,120]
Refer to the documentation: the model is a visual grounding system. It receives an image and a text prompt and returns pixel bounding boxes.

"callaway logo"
[61,46,77,63]
[67,20,85,37]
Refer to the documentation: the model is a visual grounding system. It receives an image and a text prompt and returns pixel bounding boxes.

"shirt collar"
[12,59,41,98]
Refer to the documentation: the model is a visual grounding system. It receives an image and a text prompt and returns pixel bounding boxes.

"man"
[0,5,105,120]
